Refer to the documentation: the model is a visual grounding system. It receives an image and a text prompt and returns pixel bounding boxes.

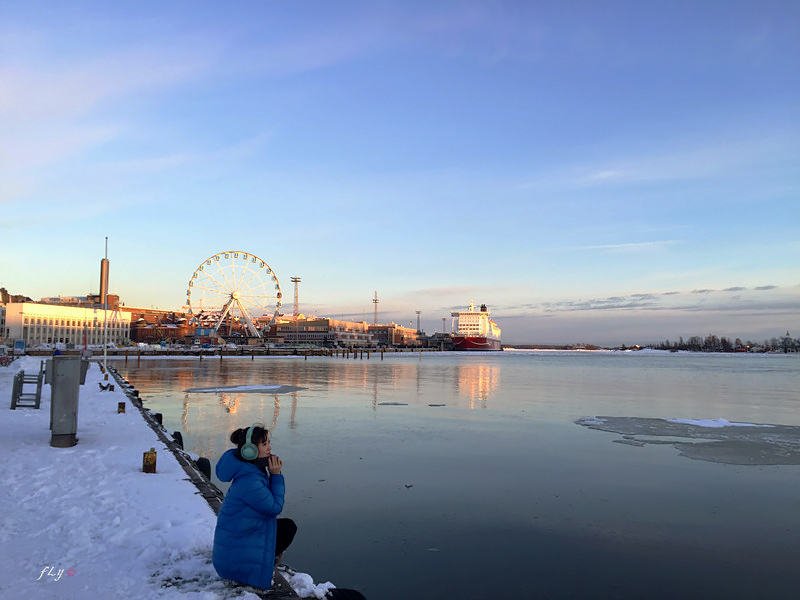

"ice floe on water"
[576,416,800,465]
[666,417,773,428]
[183,384,305,394]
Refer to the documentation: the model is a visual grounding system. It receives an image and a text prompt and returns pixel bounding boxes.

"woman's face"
[257,437,272,459]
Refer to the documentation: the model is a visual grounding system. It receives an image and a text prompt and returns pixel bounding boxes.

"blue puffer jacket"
[212,449,285,589]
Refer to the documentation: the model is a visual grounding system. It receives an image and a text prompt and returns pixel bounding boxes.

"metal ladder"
[10,361,45,409]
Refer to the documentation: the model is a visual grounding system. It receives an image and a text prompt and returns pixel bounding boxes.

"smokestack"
[99,258,109,305]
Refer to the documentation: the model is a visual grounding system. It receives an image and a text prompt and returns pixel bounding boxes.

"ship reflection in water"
[454,364,500,408]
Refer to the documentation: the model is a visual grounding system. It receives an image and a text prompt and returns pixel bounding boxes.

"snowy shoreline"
[0,357,333,599]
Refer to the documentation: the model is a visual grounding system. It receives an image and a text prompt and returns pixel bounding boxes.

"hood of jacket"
[216,448,262,483]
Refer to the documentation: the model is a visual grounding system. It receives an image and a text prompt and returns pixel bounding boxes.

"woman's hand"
[267,455,282,475]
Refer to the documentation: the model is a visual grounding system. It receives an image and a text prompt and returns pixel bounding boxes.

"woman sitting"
[212,423,296,590]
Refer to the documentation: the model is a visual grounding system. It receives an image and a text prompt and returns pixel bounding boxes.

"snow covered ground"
[0,356,333,600]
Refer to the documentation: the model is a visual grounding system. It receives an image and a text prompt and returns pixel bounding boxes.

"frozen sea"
[116,349,800,600]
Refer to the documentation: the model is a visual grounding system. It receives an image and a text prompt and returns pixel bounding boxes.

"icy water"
[115,350,800,600]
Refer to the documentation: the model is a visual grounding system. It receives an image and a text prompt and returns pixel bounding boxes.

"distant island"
[646,332,796,354]
[509,332,797,354]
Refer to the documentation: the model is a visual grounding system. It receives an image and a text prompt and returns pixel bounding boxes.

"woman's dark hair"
[230,425,269,449]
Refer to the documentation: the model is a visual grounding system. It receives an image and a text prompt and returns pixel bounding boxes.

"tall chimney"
[99,258,109,306]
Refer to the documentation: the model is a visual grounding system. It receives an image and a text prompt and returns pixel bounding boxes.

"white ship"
[451,302,502,351]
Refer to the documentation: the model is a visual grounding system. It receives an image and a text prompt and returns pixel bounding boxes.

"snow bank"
[285,572,336,599]
[0,357,330,599]
[0,357,224,599]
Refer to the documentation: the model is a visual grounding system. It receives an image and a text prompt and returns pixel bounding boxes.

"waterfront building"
[40,294,121,310]
[3,302,131,347]
[123,307,193,344]
[422,331,455,350]
[367,323,421,347]
[273,316,376,347]
[269,316,423,348]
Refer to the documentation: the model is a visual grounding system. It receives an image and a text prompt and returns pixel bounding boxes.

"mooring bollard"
[196,457,211,479]
[142,447,157,473]
[118,401,126,413]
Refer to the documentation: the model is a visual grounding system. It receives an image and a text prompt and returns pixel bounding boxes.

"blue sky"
[1,1,798,345]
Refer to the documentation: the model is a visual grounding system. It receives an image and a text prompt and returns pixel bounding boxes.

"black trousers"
[275,518,297,557]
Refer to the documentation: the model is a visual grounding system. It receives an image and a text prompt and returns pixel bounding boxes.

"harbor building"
[124,307,192,344]
[266,316,421,348]
[272,316,375,347]
[3,302,131,347]
[367,323,421,347]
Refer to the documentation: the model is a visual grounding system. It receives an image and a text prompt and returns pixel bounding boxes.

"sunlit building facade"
[4,303,131,347]
[274,316,376,347]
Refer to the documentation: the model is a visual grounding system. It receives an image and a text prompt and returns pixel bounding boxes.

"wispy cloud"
[0,33,217,186]
[579,134,798,186]
[509,285,793,316]
[541,296,659,312]
[0,124,120,174]
[0,39,213,121]
[554,240,684,253]
[518,130,799,194]
[405,286,476,298]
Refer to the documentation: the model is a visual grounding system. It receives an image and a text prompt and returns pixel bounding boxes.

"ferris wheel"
[186,251,282,338]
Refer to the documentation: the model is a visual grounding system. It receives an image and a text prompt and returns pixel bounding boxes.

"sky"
[1,0,798,346]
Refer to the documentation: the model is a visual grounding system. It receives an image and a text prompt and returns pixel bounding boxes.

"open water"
[115,350,800,600]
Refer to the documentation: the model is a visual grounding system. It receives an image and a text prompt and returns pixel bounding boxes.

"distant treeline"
[647,333,797,353]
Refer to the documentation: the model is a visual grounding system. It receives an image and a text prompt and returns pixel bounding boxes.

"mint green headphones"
[240,424,259,461]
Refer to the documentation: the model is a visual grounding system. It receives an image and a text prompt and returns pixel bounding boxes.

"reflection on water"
[454,363,499,408]
[115,352,800,600]
[126,357,506,415]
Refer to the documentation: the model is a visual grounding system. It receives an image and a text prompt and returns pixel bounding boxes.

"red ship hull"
[452,336,502,351]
